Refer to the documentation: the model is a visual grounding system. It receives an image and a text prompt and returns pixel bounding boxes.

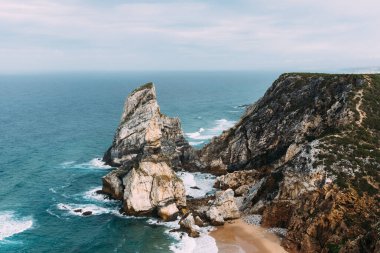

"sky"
[0,0,379,73]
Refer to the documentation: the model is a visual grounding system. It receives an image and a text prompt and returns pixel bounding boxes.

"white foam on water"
[49,187,57,194]
[60,158,112,170]
[189,141,204,146]
[0,212,33,241]
[169,232,197,253]
[57,203,118,216]
[176,171,216,198]
[82,187,116,203]
[186,119,235,141]
[46,208,62,219]
[86,158,112,169]
[192,232,218,253]
[59,161,76,168]
[78,158,112,169]
[147,218,218,253]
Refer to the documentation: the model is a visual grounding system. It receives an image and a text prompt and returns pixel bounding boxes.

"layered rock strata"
[101,74,379,252]
[103,82,196,169]
[102,83,192,220]
[200,73,380,252]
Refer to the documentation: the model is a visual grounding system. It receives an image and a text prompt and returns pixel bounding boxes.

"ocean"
[0,71,280,253]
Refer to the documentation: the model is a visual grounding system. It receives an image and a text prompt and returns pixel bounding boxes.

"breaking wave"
[147,218,218,253]
[186,119,235,141]
[176,171,216,199]
[59,158,112,170]
[56,203,118,217]
[0,212,33,241]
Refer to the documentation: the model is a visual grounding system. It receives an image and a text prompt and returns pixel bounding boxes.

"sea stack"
[102,83,193,220]
[103,82,194,169]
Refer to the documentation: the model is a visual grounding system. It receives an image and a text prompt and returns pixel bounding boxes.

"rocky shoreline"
[100,74,380,253]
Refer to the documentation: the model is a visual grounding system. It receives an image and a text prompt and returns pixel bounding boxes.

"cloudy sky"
[0,0,379,72]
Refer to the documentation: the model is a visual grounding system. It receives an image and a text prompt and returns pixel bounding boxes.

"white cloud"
[0,0,379,72]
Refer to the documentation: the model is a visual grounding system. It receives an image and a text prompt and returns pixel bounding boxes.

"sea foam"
[57,203,118,216]
[0,212,33,241]
[60,158,111,170]
[147,218,218,253]
[186,119,235,141]
[82,187,116,203]
[176,171,216,198]
[189,141,204,146]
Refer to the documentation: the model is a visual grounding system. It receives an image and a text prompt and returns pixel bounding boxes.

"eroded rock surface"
[103,83,196,169]
[121,157,186,218]
[102,83,191,218]
[100,75,380,251]
[179,212,200,238]
[199,74,380,252]
[206,189,240,225]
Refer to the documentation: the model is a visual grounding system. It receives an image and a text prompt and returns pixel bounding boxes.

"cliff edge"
[201,73,380,252]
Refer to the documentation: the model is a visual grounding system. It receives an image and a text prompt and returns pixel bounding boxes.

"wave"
[59,158,112,170]
[0,212,33,241]
[186,119,235,141]
[82,187,116,203]
[176,172,216,199]
[49,187,57,194]
[189,141,204,146]
[147,218,218,253]
[57,203,119,217]
[84,158,112,169]
[59,161,76,168]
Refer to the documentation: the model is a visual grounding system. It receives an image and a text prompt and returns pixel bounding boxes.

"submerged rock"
[82,211,92,216]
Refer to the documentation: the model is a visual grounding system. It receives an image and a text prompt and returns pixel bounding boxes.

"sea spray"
[0,212,33,241]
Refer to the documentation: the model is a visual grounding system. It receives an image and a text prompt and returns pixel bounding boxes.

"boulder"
[206,206,225,226]
[122,158,186,215]
[179,213,200,238]
[194,216,205,227]
[82,211,92,216]
[235,185,250,196]
[206,189,240,225]
[102,168,128,200]
[158,203,179,221]
[215,170,256,190]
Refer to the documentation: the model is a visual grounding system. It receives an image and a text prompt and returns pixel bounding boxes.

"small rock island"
[101,74,380,253]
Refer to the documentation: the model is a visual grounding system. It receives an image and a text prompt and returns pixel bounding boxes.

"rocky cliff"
[101,74,379,251]
[103,82,196,169]
[101,83,194,220]
[201,73,380,252]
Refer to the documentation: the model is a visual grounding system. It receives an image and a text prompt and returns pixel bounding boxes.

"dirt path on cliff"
[354,89,366,126]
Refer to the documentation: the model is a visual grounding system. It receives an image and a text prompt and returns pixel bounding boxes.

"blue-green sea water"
[0,71,279,253]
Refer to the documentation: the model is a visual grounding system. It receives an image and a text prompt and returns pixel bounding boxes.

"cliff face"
[201,73,380,252]
[103,82,195,169]
[200,74,358,173]
[101,83,193,220]
[101,75,379,251]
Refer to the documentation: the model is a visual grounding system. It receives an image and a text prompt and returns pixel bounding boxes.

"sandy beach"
[210,219,287,253]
